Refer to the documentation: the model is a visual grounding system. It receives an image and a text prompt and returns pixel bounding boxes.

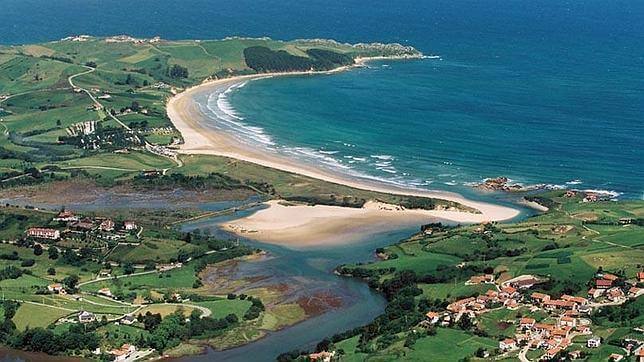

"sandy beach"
[166,59,521,246]
[221,200,515,247]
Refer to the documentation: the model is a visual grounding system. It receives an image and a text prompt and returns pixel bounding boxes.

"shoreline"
[166,57,521,244]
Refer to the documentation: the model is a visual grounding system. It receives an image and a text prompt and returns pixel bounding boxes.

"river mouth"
[178,210,421,362]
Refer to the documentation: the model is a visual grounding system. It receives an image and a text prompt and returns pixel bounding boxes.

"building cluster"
[423,272,644,360]
[26,210,138,242]
[104,35,162,44]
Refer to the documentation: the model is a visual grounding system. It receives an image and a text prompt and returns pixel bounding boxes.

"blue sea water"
[2,0,643,198]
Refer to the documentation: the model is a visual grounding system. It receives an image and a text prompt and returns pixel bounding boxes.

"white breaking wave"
[370,154,394,161]
[319,150,339,155]
[205,82,276,147]
[581,189,622,198]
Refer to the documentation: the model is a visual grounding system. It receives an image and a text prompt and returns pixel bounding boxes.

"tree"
[63,274,79,291]
[47,268,56,276]
[123,263,135,275]
[167,64,189,79]
[48,247,58,260]
[33,244,43,256]
[458,313,474,330]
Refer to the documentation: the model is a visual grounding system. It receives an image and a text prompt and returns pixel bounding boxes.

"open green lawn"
[12,302,72,330]
[419,282,495,301]
[194,299,252,319]
[81,266,197,295]
[405,329,498,361]
[53,150,175,171]
[108,238,202,264]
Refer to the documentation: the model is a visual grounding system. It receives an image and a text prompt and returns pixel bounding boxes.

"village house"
[564,190,577,198]
[628,287,641,298]
[638,271,644,283]
[98,288,113,297]
[561,294,588,305]
[587,336,601,348]
[608,353,624,361]
[468,274,494,285]
[308,351,336,362]
[559,316,576,327]
[544,299,576,311]
[520,317,536,329]
[99,269,112,278]
[78,311,96,323]
[54,210,79,222]
[552,327,572,340]
[123,220,137,231]
[156,262,182,272]
[602,273,619,281]
[511,277,539,289]
[587,288,603,299]
[533,323,556,336]
[596,278,613,289]
[531,292,551,304]
[47,283,65,294]
[109,344,137,362]
[500,286,518,298]
[120,315,136,325]
[71,218,96,231]
[576,325,591,334]
[499,338,517,351]
[607,287,625,301]
[447,297,475,313]
[425,311,440,324]
[100,219,115,232]
[27,227,60,240]
[171,293,182,302]
[568,350,582,359]
[542,347,561,360]
[583,193,598,203]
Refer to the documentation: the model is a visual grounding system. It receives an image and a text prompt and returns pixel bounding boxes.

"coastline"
[166,57,521,244]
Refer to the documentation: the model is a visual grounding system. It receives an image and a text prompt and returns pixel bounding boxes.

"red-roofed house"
[520,317,535,329]
[54,210,79,222]
[587,288,603,299]
[561,294,588,305]
[309,351,336,362]
[531,292,551,304]
[607,287,624,301]
[628,287,642,298]
[559,316,576,327]
[501,286,518,297]
[542,347,562,360]
[425,311,440,324]
[602,273,619,281]
[637,271,644,283]
[595,279,613,289]
[512,277,539,289]
[544,299,576,311]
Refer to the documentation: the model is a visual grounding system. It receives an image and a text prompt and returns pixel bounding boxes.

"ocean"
[2,0,643,199]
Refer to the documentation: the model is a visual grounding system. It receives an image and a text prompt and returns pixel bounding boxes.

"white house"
[587,336,601,348]
[499,338,517,351]
[78,311,96,323]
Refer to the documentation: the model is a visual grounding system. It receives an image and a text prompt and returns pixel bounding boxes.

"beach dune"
[166,63,521,246]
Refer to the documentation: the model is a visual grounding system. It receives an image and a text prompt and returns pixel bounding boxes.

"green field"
[12,303,72,330]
